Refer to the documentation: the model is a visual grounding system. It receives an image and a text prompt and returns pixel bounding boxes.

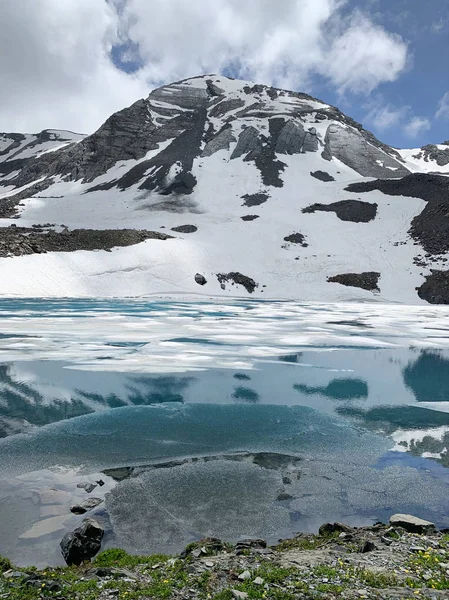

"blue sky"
[0,0,447,148]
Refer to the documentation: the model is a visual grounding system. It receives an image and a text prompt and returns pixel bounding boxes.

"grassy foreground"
[1,527,449,599]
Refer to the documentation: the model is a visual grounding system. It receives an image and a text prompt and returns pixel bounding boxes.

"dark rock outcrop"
[327,272,380,292]
[346,174,449,254]
[283,233,308,247]
[413,143,449,167]
[194,273,207,286]
[60,518,104,566]
[241,193,269,207]
[310,170,335,182]
[241,215,259,221]
[417,271,449,304]
[217,272,258,293]
[303,200,377,223]
[0,227,171,258]
[171,225,198,234]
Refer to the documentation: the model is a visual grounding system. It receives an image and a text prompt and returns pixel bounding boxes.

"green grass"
[0,555,12,573]
[93,548,169,569]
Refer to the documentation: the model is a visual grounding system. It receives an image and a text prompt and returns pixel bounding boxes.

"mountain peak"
[0,75,448,302]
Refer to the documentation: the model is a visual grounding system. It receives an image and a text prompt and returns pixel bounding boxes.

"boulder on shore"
[389,514,436,534]
[60,518,104,566]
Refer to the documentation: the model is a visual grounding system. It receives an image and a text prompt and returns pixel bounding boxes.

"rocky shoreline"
[2,513,449,599]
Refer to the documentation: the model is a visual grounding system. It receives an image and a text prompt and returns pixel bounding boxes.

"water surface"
[1,299,449,566]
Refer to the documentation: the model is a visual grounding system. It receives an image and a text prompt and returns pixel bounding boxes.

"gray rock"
[389,514,436,534]
[231,590,248,599]
[202,126,236,157]
[231,126,262,160]
[359,540,376,553]
[209,98,245,119]
[77,482,97,493]
[60,518,104,566]
[415,144,449,167]
[253,577,264,585]
[322,123,409,178]
[238,570,251,581]
[303,127,319,153]
[206,79,225,97]
[318,522,353,536]
[70,497,103,515]
[275,121,305,155]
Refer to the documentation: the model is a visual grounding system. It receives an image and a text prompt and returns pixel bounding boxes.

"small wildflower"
[163,579,169,583]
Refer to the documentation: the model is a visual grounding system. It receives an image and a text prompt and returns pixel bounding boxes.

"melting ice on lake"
[0,299,449,566]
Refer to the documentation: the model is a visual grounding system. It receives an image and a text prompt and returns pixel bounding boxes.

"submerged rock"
[70,498,103,515]
[60,518,104,566]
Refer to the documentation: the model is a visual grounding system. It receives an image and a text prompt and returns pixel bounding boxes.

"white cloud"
[436,92,449,120]
[0,0,409,134]
[0,0,148,133]
[403,116,431,138]
[365,101,409,131]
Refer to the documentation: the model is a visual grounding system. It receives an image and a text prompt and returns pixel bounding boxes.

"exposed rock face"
[60,518,104,566]
[389,514,436,535]
[322,123,409,178]
[275,121,306,155]
[231,126,261,159]
[346,173,449,255]
[417,271,449,304]
[303,200,377,223]
[1,74,412,221]
[413,143,449,167]
[328,272,380,292]
[241,215,259,221]
[202,126,235,156]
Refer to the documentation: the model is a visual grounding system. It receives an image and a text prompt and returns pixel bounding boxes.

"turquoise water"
[1,299,449,566]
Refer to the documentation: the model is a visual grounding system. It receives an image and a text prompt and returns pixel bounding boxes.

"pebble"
[205,561,214,568]
[238,570,251,581]
[231,591,248,600]
[253,577,264,585]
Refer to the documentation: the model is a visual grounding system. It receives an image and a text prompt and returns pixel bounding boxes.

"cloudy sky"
[0,0,447,148]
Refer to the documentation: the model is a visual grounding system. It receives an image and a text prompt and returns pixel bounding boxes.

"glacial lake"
[1,298,449,567]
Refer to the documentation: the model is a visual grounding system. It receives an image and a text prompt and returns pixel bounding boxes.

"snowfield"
[0,75,448,303]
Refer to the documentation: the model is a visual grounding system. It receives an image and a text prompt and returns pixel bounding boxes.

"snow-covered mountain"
[0,74,448,303]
